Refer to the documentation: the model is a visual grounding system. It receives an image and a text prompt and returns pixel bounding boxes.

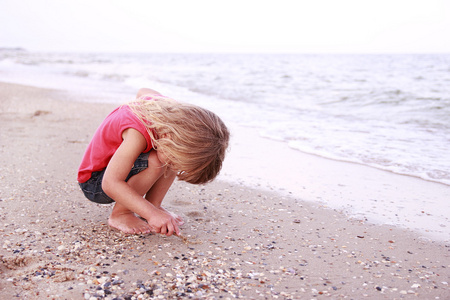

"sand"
[0,82,449,299]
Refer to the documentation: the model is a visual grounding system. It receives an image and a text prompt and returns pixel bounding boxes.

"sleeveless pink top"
[77,103,153,183]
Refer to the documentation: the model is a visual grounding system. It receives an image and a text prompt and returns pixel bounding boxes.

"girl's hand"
[159,207,185,226]
[147,209,180,236]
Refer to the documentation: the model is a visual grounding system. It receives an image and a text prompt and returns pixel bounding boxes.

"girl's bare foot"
[108,211,152,234]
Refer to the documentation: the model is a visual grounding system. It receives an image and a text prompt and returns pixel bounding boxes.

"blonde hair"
[128,95,230,184]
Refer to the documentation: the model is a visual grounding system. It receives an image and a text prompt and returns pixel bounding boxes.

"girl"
[78,88,229,236]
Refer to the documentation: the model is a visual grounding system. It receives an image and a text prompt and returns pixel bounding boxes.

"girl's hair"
[128,95,230,184]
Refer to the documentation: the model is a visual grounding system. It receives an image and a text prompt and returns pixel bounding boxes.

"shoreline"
[221,124,450,243]
[1,82,449,299]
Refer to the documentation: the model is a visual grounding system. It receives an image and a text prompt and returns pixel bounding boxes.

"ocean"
[1,50,449,186]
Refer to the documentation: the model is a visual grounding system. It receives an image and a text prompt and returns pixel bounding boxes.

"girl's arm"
[102,128,180,236]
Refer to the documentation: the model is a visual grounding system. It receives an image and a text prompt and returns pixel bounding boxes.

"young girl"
[78,88,229,236]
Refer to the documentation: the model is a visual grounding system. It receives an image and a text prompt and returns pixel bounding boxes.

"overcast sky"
[1,0,449,53]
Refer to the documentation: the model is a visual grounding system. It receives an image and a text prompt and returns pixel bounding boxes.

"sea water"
[1,50,449,186]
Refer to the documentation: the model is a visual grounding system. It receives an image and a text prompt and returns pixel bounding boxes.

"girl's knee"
[147,151,165,173]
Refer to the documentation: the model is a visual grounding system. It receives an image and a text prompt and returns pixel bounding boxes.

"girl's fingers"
[166,222,175,236]
[173,221,180,236]
[160,225,167,235]
[176,216,184,226]
[166,210,184,226]
[170,219,180,236]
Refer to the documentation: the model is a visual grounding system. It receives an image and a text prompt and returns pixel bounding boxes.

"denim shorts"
[79,152,150,204]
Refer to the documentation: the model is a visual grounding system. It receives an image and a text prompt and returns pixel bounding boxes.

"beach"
[0,82,449,299]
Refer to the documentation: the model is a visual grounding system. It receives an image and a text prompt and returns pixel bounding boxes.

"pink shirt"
[77,104,153,183]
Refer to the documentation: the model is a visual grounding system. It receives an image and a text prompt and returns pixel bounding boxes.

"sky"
[1,0,449,53]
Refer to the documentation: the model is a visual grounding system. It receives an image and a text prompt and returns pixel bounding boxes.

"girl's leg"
[144,170,175,207]
[108,151,181,234]
[144,170,184,225]
[108,152,166,234]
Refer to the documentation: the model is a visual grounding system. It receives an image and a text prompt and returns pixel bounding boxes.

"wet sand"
[0,82,449,299]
